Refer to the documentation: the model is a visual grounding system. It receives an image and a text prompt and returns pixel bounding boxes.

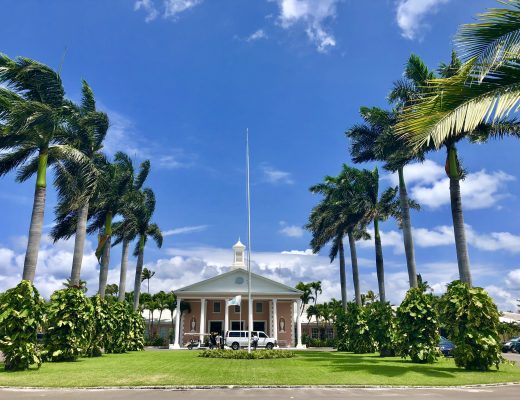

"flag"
[227,295,242,306]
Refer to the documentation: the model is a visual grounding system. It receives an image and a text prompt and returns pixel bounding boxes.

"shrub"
[44,288,94,362]
[366,301,397,357]
[336,302,375,353]
[0,281,45,371]
[440,281,503,371]
[145,335,168,347]
[396,287,439,364]
[86,295,110,357]
[104,301,130,353]
[303,336,336,348]
[198,349,295,359]
[127,310,145,351]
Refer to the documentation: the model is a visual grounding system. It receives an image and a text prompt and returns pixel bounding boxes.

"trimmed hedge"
[198,349,296,359]
[0,281,45,370]
[440,281,503,371]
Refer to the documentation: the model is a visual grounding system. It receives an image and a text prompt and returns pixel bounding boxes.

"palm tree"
[132,189,163,310]
[111,159,151,302]
[141,268,156,294]
[347,103,424,288]
[0,54,85,282]
[87,152,134,297]
[105,283,118,297]
[295,282,314,316]
[154,291,168,337]
[356,168,407,303]
[307,167,369,308]
[164,291,177,334]
[50,80,108,286]
[361,290,378,306]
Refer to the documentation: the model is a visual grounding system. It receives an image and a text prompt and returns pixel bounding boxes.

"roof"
[173,268,302,298]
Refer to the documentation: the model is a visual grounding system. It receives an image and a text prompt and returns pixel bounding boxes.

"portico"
[172,240,304,348]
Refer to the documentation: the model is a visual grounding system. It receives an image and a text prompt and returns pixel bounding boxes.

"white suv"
[225,331,277,350]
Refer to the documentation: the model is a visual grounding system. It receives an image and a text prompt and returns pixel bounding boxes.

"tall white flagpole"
[246,128,252,353]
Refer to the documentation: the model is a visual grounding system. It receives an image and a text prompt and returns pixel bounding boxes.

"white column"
[224,300,229,337]
[173,298,182,349]
[248,298,253,332]
[272,298,278,342]
[199,298,206,344]
[296,299,305,349]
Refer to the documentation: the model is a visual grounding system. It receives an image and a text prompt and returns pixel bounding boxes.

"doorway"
[209,321,223,335]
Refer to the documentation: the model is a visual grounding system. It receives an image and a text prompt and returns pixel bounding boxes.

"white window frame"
[255,302,263,313]
[213,301,221,313]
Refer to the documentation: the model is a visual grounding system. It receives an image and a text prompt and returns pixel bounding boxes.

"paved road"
[1,386,520,400]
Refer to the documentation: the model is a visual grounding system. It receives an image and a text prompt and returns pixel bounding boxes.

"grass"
[0,350,519,387]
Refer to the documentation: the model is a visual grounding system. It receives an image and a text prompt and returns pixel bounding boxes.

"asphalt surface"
[1,386,520,400]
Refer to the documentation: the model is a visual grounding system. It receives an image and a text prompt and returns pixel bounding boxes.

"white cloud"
[247,29,268,42]
[163,225,209,236]
[272,0,338,52]
[484,285,518,312]
[279,221,305,238]
[389,160,515,210]
[396,0,450,40]
[134,0,203,22]
[134,0,160,22]
[281,249,315,255]
[260,164,294,184]
[506,269,520,289]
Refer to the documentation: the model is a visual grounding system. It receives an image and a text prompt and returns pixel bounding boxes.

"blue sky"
[1,0,520,311]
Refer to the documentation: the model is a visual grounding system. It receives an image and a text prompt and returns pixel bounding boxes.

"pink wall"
[276,301,293,346]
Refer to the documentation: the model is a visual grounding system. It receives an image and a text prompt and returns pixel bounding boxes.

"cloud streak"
[163,225,209,236]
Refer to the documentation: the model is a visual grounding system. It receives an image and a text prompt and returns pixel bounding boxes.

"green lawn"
[0,350,519,387]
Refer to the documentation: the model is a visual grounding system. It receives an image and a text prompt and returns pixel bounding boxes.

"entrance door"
[209,321,223,335]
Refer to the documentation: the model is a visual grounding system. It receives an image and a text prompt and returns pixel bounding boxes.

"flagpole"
[246,128,252,353]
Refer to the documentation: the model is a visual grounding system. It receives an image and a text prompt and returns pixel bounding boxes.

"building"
[171,239,305,348]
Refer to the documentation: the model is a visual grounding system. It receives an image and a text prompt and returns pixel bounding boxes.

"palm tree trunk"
[133,236,145,311]
[398,167,418,288]
[374,219,386,303]
[70,202,89,286]
[22,150,48,282]
[338,236,348,310]
[348,231,361,306]
[447,145,472,286]
[98,212,113,298]
[118,239,130,302]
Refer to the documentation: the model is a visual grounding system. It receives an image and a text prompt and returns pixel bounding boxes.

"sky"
[1,0,520,312]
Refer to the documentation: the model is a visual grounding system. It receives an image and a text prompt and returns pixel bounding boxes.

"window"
[253,321,265,332]
[311,328,319,339]
[231,321,244,330]
[234,305,240,313]
[213,301,221,313]
[326,328,334,339]
[236,251,243,262]
[255,302,263,313]
[259,332,267,338]
[229,332,240,337]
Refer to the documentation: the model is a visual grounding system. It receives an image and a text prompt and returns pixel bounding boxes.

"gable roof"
[174,268,302,297]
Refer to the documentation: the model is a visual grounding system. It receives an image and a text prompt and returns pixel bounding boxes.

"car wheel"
[266,343,274,350]
[232,342,240,350]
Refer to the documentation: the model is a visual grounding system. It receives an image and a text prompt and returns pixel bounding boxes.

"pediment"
[174,268,302,297]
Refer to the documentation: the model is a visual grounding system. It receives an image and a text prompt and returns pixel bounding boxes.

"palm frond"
[135,160,150,189]
[456,0,520,82]
[147,223,163,248]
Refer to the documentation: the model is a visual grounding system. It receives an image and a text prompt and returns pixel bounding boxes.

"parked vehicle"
[439,336,455,357]
[225,330,277,350]
[502,337,520,353]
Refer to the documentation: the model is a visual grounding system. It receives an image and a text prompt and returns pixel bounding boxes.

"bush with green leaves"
[0,281,45,371]
[127,310,145,351]
[336,302,375,353]
[103,301,130,353]
[199,349,295,359]
[86,295,111,357]
[440,281,503,371]
[44,287,94,362]
[396,287,439,364]
[366,301,397,357]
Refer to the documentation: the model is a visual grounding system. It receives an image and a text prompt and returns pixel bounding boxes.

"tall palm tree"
[132,188,163,310]
[0,54,85,282]
[356,168,407,303]
[141,267,156,294]
[111,159,151,302]
[348,57,431,288]
[307,167,369,308]
[295,282,315,316]
[50,80,108,286]
[164,291,177,334]
[87,152,134,297]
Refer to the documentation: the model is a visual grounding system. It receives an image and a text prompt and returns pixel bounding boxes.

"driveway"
[1,386,520,400]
